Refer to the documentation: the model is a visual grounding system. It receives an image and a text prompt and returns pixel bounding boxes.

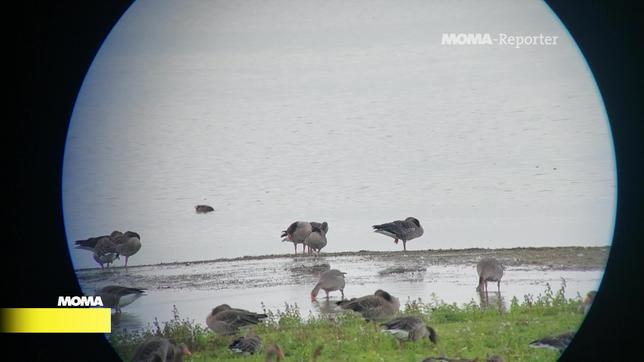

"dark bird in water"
[130,336,191,362]
[529,331,575,352]
[95,285,145,314]
[304,222,328,255]
[229,330,262,355]
[206,304,268,335]
[337,289,400,322]
[311,269,346,301]
[381,316,438,343]
[195,205,214,213]
[372,217,424,251]
[476,257,504,293]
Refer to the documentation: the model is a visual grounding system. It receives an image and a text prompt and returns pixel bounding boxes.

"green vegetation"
[110,283,585,361]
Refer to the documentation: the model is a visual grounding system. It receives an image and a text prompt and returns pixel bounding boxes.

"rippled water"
[63,0,615,271]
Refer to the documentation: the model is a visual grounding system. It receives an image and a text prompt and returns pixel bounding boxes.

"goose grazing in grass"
[372,217,423,251]
[476,257,504,293]
[304,222,328,255]
[131,336,191,362]
[529,331,575,352]
[195,204,214,214]
[265,344,285,362]
[95,285,145,313]
[281,221,313,254]
[311,269,346,301]
[229,330,262,355]
[112,231,142,269]
[206,304,268,335]
[337,289,400,322]
[381,316,438,343]
[92,236,120,269]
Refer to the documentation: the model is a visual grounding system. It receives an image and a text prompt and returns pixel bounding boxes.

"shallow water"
[63,0,616,270]
[77,253,603,333]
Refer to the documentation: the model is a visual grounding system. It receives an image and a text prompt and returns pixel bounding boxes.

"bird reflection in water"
[311,299,343,316]
[478,290,506,312]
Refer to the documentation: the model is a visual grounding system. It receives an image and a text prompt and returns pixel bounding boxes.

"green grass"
[110,283,585,361]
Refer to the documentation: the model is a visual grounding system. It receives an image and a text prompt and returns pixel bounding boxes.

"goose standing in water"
[229,330,262,355]
[112,231,142,269]
[305,222,328,255]
[95,285,145,313]
[206,304,268,335]
[476,257,504,294]
[91,236,120,269]
[281,221,313,254]
[311,269,346,301]
[372,217,424,251]
[337,289,400,322]
[381,316,438,344]
[131,336,191,362]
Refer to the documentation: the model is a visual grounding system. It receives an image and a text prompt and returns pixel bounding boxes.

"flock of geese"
[73,213,595,361]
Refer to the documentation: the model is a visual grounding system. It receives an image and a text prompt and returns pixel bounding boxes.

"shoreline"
[75,245,610,272]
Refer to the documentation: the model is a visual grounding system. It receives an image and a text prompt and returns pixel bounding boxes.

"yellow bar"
[1,308,111,333]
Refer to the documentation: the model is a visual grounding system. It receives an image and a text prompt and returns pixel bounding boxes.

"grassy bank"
[110,283,585,361]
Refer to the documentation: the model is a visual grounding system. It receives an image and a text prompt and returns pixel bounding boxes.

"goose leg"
[394,238,398,244]
[325,290,329,300]
[341,289,344,299]
[497,281,501,293]
[294,243,297,254]
[402,240,407,251]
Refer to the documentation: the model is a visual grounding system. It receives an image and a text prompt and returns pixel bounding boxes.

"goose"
[229,330,262,355]
[580,290,597,314]
[95,285,145,313]
[372,217,424,251]
[529,331,575,352]
[195,205,214,214]
[113,231,142,269]
[311,269,346,301]
[264,344,285,362]
[131,336,191,362]
[281,221,313,254]
[381,316,438,343]
[206,304,268,335]
[476,258,504,293]
[92,236,120,269]
[337,289,400,322]
[304,222,328,255]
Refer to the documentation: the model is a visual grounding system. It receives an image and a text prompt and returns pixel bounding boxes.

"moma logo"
[441,33,492,45]
[57,296,104,307]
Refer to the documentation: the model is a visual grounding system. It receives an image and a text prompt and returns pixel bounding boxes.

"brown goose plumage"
[206,304,268,335]
[336,289,400,322]
[311,269,346,301]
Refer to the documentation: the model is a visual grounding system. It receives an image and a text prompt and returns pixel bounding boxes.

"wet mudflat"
[76,246,608,333]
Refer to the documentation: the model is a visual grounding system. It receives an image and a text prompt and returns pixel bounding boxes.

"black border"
[11,1,643,360]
